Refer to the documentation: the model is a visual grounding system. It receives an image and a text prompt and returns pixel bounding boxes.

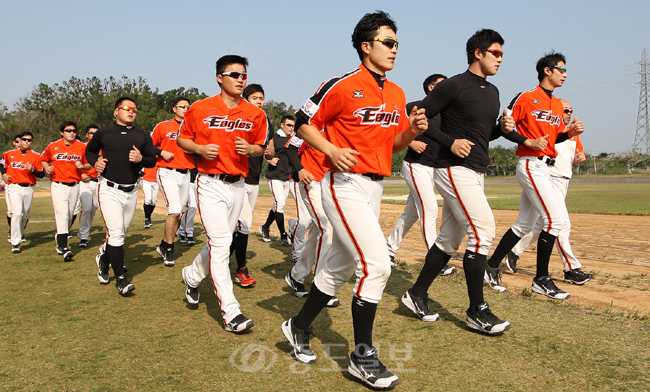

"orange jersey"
[508,86,569,158]
[151,119,195,169]
[81,142,99,179]
[178,94,269,176]
[142,166,158,182]
[2,148,43,185]
[297,65,409,177]
[40,139,87,183]
[300,144,328,182]
[575,134,584,153]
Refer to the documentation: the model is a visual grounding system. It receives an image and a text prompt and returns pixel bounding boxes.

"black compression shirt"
[419,70,526,173]
[404,99,440,167]
[86,124,156,184]
[265,133,292,181]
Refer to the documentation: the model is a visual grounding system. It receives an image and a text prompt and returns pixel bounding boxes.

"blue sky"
[1,0,648,154]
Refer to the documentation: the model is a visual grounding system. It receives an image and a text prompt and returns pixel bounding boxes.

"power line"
[633,49,650,153]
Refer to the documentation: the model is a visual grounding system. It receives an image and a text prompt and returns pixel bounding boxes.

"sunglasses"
[370,37,399,50]
[282,123,295,128]
[63,128,77,133]
[221,71,247,80]
[117,105,138,113]
[175,104,190,109]
[484,48,503,58]
[87,131,96,135]
[564,108,573,114]
[554,66,567,74]
[21,138,33,142]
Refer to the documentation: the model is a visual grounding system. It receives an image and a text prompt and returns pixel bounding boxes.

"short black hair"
[280,115,295,124]
[60,121,78,133]
[466,29,504,65]
[20,131,34,139]
[85,124,99,132]
[243,84,265,100]
[13,134,21,142]
[423,74,447,94]
[351,10,398,61]
[172,96,190,111]
[216,55,248,76]
[536,51,566,82]
[115,96,137,109]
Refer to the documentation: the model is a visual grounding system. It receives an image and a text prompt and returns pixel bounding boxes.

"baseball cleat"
[182,266,199,304]
[281,318,316,364]
[96,254,110,284]
[389,255,395,267]
[186,236,195,245]
[348,346,400,389]
[115,275,135,295]
[156,244,175,267]
[259,226,271,242]
[79,239,89,248]
[21,236,26,243]
[281,232,291,246]
[11,244,21,253]
[401,289,440,322]
[532,276,570,299]
[484,266,506,292]
[285,272,308,297]
[234,267,256,287]
[62,248,74,262]
[466,302,511,334]
[144,218,153,229]
[224,314,254,333]
[326,297,340,308]
[177,233,187,244]
[439,264,457,276]
[563,269,593,285]
[505,251,518,273]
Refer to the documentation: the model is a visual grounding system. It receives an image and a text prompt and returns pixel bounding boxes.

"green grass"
[1,196,649,391]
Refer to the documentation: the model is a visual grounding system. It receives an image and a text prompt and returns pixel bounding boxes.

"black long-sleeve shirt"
[86,124,156,184]
[404,99,441,167]
[418,70,526,173]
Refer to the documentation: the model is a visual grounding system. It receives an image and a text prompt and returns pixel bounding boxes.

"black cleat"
[348,346,400,389]
[466,302,511,334]
[281,318,316,364]
[564,269,592,285]
[225,314,254,333]
[401,289,440,322]
[115,275,135,295]
[285,272,308,297]
[505,251,519,273]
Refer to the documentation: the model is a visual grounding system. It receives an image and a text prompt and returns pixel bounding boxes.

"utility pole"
[633,48,650,153]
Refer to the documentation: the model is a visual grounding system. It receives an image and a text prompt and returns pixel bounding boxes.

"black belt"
[362,173,384,181]
[14,183,32,187]
[105,180,136,193]
[205,173,242,183]
[537,156,556,167]
[54,181,79,186]
[89,178,99,182]
[165,168,189,174]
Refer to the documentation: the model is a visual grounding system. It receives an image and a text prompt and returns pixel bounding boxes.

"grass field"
[1,195,649,391]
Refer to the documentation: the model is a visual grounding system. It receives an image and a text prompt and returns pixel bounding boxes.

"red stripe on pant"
[447,168,481,254]
[304,183,325,270]
[157,170,171,208]
[408,162,430,249]
[97,183,111,245]
[524,160,553,232]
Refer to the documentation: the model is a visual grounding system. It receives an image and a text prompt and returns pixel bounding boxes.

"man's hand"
[450,139,474,158]
[81,173,91,183]
[129,145,142,163]
[524,135,549,150]
[574,151,587,164]
[197,144,220,160]
[44,165,54,175]
[160,150,175,162]
[408,106,428,135]
[2,173,10,182]
[94,156,107,173]
[268,157,279,166]
[568,117,584,138]
[298,169,315,185]
[25,162,33,172]
[74,161,84,169]
[409,140,427,154]
[234,137,252,155]
[263,145,275,160]
[500,108,515,133]
[329,147,360,171]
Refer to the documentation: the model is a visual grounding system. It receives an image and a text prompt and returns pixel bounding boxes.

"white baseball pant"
[433,166,496,256]
[157,167,190,215]
[289,180,311,261]
[290,180,333,284]
[97,178,138,247]
[313,171,392,304]
[235,183,259,235]
[6,183,34,246]
[51,182,80,235]
[78,180,98,240]
[179,181,198,237]
[267,178,290,213]
[142,179,159,206]
[182,174,245,325]
[511,176,581,271]
[386,161,439,257]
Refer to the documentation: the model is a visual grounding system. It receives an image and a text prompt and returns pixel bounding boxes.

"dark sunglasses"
[63,128,77,133]
[21,138,33,142]
[554,66,567,74]
[484,48,503,58]
[564,108,573,114]
[221,71,247,80]
[369,37,399,50]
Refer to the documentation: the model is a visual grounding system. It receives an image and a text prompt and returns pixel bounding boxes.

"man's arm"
[393,106,428,152]
[297,124,359,171]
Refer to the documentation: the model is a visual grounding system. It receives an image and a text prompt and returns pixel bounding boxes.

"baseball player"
[281,11,428,389]
[2,132,44,252]
[385,73,455,277]
[177,156,198,245]
[3,134,22,239]
[228,83,274,287]
[41,121,91,261]
[141,165,159,228]
[486,66,585,299]
[86,96,157,296]
[258,116,294,245]
[399,29,534,334]
[77,125,100,248]
[178,55,269,333]
[153,97,194,267]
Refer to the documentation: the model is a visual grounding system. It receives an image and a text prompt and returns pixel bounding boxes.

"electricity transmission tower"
[633,48,649,153]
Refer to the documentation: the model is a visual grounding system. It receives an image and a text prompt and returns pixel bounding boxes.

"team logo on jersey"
[288,134,304,149]
[530,110,562,126]
[10,162,27,170]
[353,104,400,127]
[203,116,253,131]
[165,131,178,140]
[53,153,83,161]
[352,90,364,98]
[533,99,540,104]
[300,99,319,118]
[53,147,59,151]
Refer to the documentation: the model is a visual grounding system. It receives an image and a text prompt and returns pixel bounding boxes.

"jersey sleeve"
[575,135,584,153]
[296,79,343,131]
[252,111,270,146]
[178,112,196,141]
[151,124,162,146]
[40,145,52,162]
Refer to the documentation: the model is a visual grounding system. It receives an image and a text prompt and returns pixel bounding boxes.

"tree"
[264,100,295,130]
[487,145,517,176]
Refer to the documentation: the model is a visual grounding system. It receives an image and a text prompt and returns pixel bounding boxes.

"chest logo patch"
[530,110,562,126]
[353,104,400,127]
[203,116,253,132]
[353,90,364,98]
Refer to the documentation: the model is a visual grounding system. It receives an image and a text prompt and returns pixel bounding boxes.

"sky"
[1,0,649,154]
